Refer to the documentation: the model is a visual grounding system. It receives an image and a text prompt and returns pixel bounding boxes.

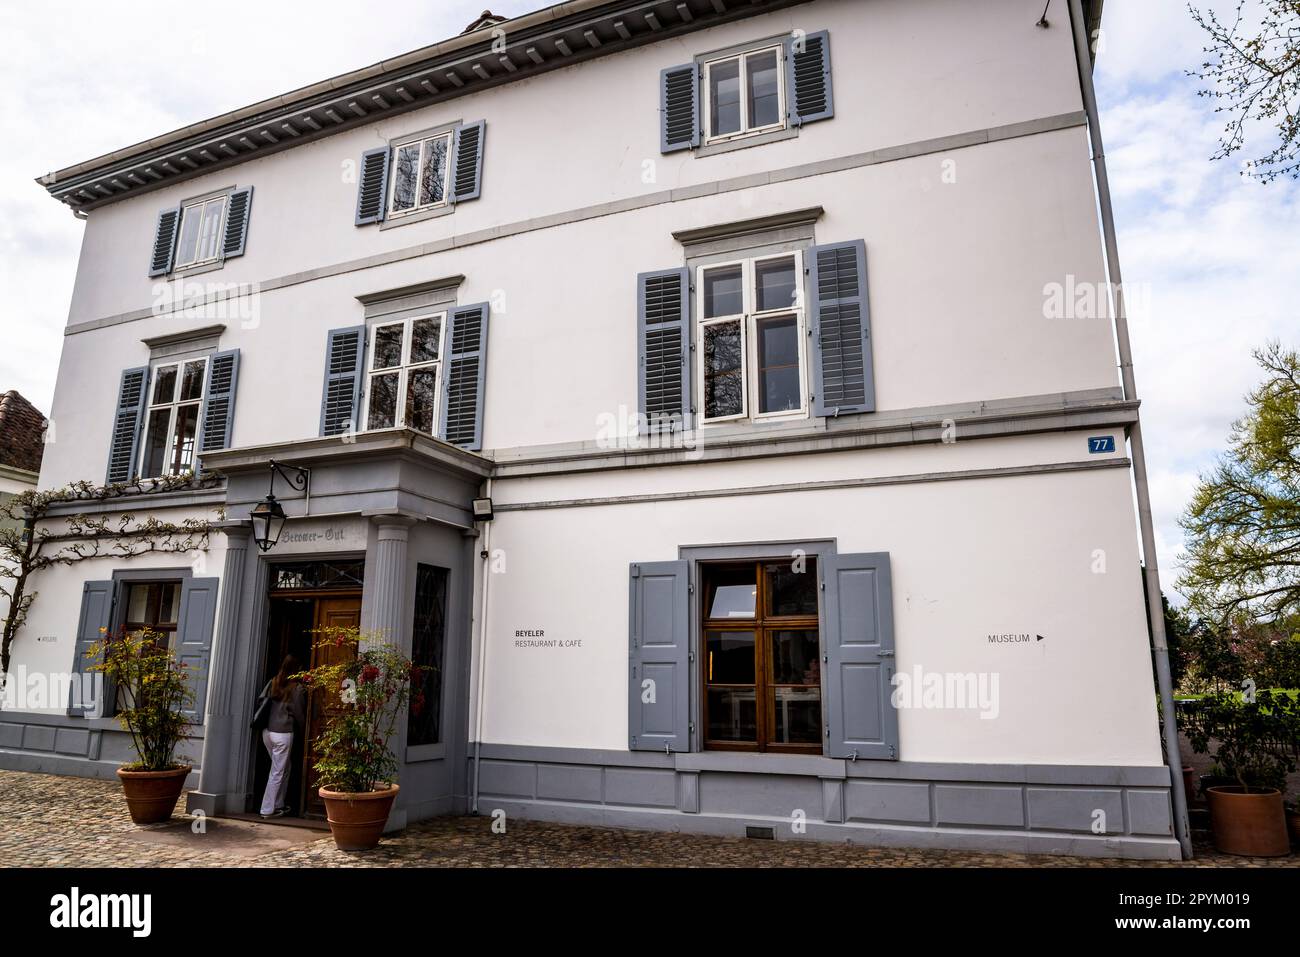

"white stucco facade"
[7,0,1176,858]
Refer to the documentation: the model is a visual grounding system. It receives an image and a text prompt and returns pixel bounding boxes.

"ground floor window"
[407,564,449,746]
[701,558,821,752]
[123,580,182,650]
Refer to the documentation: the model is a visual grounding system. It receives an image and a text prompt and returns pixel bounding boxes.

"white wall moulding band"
[63,111,1088,338]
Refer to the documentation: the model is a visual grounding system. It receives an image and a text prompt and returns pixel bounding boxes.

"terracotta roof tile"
[0,391,47,475]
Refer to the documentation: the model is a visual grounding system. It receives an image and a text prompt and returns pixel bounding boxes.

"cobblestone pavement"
[1,770,1297,868]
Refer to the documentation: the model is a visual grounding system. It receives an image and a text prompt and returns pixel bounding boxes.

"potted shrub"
[1184,689,1298,857]
[297,628,417,851]
[87,627,195,825]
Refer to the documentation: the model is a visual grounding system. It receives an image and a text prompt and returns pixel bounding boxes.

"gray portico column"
[188,522,252,816]
[368,515,416,650]
[366,514,417,832]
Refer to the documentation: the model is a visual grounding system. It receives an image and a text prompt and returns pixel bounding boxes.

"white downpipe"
[1067,0,1192,859]
[470,477,492,814]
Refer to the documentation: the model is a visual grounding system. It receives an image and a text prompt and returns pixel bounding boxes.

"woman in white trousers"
[259,655,306,818]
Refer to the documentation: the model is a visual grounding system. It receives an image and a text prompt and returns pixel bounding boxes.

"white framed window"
[697,251,806,424]
[363,312,446,435]
[702,44,786,145]
[388,132,453,218]
[140,358,207,478]
[173,196,227,270]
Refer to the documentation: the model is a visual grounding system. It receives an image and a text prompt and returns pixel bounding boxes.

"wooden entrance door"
[301,597,361,818]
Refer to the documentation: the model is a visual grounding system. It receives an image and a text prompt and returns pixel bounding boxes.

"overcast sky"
[1,1,1295,596]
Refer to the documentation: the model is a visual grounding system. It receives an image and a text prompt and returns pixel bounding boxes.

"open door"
[302,597,361,818]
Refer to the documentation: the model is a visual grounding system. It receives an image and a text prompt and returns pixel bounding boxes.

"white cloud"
[1095,10,1300,598]
[0,0,536,413]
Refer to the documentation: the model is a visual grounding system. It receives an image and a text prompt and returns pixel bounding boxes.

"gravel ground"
[1,769,1296,868]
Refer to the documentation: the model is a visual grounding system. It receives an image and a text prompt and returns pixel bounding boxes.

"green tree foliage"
[1180,342,1300,626]
[1190,1,1300,183]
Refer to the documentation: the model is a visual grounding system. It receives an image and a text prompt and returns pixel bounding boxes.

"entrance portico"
[186,429,489,829]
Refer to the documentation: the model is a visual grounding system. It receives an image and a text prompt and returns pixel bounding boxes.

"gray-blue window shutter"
[450,120,486,202]
[628,560,690,752]
[106,366,150,484]
[198,349,240,455]
[221,186,254,258]
[355,147,390,225]
[176,577,219,722]
[439,302,489,450]
[823,552,898,760]
[148,206,181,277]
[660,63,699,153]
[68,580,114,717]
[320,326,366,437]
[637,267,691,431]
[786,30,834,125]
[809,240,874,417]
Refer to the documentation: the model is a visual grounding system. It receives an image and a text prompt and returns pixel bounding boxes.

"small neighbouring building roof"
[0,391,47,476]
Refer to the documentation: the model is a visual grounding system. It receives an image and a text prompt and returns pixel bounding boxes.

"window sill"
[676,750,845,778]
[405,743,446,763]
[170,259,226,280]
[380,204,455,231]
[694,125,798,158]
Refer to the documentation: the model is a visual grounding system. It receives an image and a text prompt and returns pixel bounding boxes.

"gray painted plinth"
[472,744,1180,861]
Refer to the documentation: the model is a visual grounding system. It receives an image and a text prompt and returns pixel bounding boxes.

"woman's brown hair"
[271,655,300,702]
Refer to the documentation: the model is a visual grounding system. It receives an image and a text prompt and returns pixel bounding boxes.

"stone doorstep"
[125,816,328,859]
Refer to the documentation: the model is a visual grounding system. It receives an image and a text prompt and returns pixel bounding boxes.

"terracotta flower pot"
[116,766,191,825]
[1181,766,1198,801]
[1286,808,1300,847]
[1205,786,1290,857]
[318,783,399,851]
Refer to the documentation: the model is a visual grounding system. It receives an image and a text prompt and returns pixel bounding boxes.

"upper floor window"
[174,195,227,270]
[389,132,453,217]
[364,313,445,434]
[697,251,806,424]
[704,44,785,144]
[147,186,252,278]
[140,358,206,478]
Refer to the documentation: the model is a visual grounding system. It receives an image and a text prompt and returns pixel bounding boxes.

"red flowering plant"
[295,628,422,794]
[86,627,195,771]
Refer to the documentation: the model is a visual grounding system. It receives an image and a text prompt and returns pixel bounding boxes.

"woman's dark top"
[267,683,306,734]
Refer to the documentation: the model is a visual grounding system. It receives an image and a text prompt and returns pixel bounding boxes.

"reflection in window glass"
[764,559,819,617]
[408,564,448,746]
[197,201,224,263]
[702,265,744,318]
[392,143,420,212]
[175,209,201,267]
[419,137,449,207]
[707,688,757,742]
[747,49,781,128]
[405,368,438,435]
[706,630,755,683]
[170,405,200,474]
[410,318,441,363]
[180,360,206,401]
[709,58,742,137]
[757,315,800,413]
[367,372,399,429]
[153,367,177,405]
[772,687,822,743]
[770,629,820,684]
[373,325,404,369]
[755,257,797,312]
[703,321,744,419]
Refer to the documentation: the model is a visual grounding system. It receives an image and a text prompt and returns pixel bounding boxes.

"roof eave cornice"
[38,0,808,213]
